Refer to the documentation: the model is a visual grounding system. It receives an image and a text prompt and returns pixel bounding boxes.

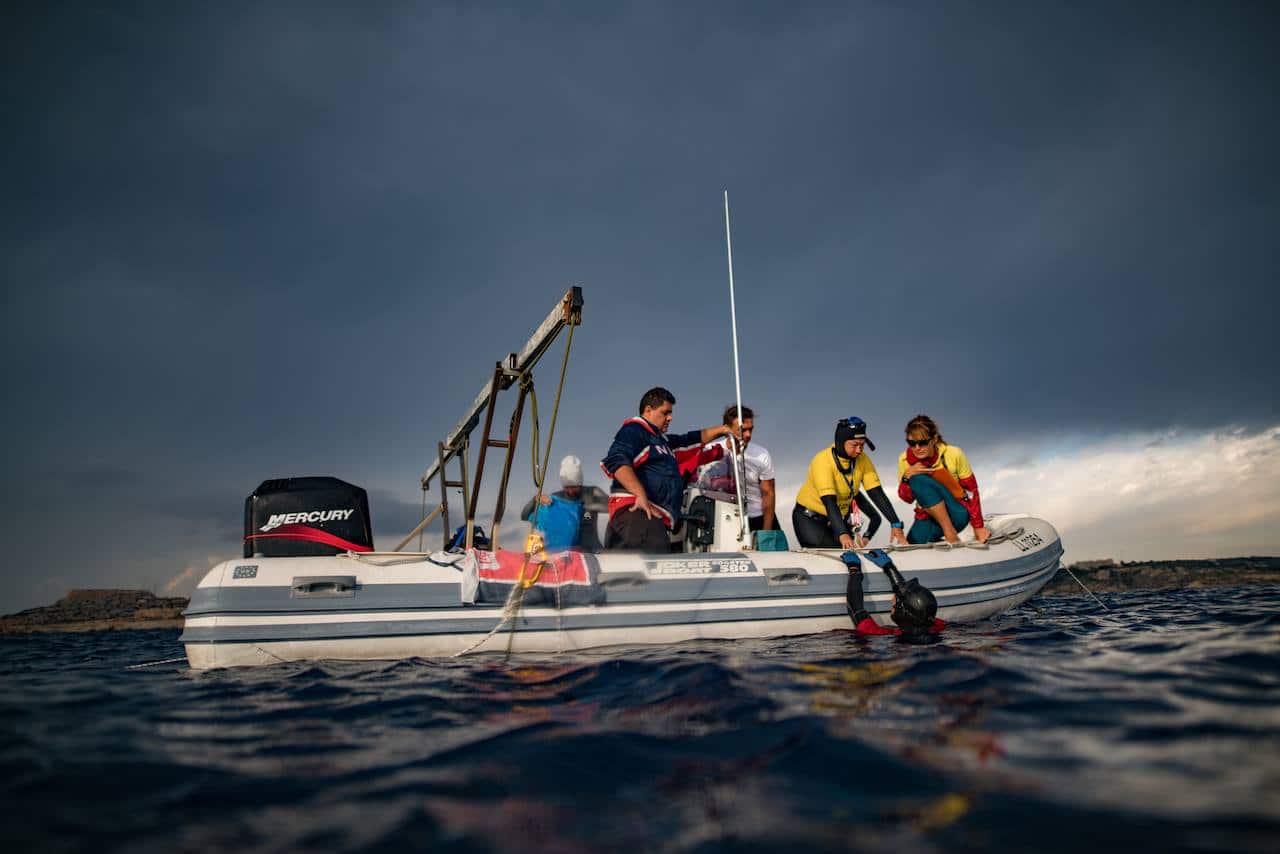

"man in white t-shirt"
[696,405,777,531]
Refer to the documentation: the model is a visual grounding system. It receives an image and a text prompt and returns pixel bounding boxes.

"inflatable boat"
[180,289,1062,668]
[181,480,1061,669]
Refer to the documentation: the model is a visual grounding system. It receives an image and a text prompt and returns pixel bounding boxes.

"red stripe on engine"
[244,524,372,553]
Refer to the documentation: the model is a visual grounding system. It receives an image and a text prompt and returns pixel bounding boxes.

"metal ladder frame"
[409,286,583,551]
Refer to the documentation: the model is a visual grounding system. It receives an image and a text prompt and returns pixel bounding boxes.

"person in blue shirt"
[520,455,607,552]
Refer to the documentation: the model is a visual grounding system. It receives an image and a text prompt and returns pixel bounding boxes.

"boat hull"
[182,514,1061,669]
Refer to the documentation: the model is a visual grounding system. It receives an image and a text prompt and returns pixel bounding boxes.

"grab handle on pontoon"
[291,576,358,598]
[598,571,649,589]
[763,566,810,586]
[984,526,1024,545]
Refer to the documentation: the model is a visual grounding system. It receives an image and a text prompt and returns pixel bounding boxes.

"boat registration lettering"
[1013,532,1043,552]
[646,558,756,575]
[233,565,259,579]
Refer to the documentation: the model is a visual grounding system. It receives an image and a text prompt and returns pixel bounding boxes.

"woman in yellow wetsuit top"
[896,414,990,545]
[793,417,907,549]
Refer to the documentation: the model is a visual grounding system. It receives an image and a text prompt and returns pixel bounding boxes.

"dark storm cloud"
[365,488,437,541]
[54,466,143,491]
[28,464,241,535]
[1,1,1277,610]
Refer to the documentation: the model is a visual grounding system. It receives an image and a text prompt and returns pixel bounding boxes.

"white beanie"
[559,455,583,487]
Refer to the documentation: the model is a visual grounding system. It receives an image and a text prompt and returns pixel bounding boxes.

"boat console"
[678,487,748,552]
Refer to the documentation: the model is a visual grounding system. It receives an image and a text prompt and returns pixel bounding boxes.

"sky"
[2,1,1277,613]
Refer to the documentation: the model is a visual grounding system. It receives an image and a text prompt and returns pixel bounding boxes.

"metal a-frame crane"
[394,286,583,552]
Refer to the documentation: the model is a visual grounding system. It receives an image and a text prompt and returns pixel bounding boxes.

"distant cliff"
[0,589,188,635]
[1042,556,1280,594]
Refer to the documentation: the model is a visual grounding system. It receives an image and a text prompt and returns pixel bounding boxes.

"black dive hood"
[865,549,937,631]
[833,417,875,459]
[891,579,938,631]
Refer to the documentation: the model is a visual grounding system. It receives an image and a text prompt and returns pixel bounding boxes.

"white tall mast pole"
[723,190,749,547]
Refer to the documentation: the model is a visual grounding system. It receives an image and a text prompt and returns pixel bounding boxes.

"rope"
[341,552,439,567]
[553,561,565,650]
[525,373,541,482]
[794,526,1028,574]
[125,656,188,670]
[453,571,530,657]
[505,586,526,657]
[799,549,867,567]
[253,644,290,664]
[797,534,1004,559]
[419,485,427,552]
[454,321,577,659]
[1062,565,1111,611]
[526,320,576,491]
[503,552,556,658]
[393,504,443,553]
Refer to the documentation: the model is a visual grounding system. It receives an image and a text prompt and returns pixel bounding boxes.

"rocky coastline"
[1040,556,1280,595]
[2,557,1276,635]
[0,589,188,635]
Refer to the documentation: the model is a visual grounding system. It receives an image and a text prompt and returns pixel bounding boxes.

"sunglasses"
[840,416,866,429]
[906,437,933,447]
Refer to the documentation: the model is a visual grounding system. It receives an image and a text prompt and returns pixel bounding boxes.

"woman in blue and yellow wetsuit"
[793,417,908,549]
[896,414,991,545]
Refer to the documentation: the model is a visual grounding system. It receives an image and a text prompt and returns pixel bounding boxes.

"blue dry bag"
[754,529,790,551]
[447,524,490,552]
[531,495,583,551]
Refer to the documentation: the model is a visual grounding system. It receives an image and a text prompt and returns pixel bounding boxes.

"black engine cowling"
[243,476,374,558]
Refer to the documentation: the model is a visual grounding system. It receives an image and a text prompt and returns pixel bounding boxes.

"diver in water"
[841,549,946,638]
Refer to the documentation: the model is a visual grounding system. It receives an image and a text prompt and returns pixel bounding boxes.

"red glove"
[929,618,947,634]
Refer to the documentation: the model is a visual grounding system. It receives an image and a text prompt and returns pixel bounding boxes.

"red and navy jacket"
[600,417,709,529]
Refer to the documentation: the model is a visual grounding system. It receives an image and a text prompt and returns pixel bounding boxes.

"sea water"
[2,586,1277,852]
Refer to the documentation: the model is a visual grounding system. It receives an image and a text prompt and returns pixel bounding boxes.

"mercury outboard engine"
[244,477,374,558]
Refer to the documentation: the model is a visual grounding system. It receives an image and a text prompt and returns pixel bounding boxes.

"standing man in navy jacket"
[600,387,738,551]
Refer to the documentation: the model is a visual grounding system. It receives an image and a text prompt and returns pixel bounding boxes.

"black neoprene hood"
[891,579,937,629]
